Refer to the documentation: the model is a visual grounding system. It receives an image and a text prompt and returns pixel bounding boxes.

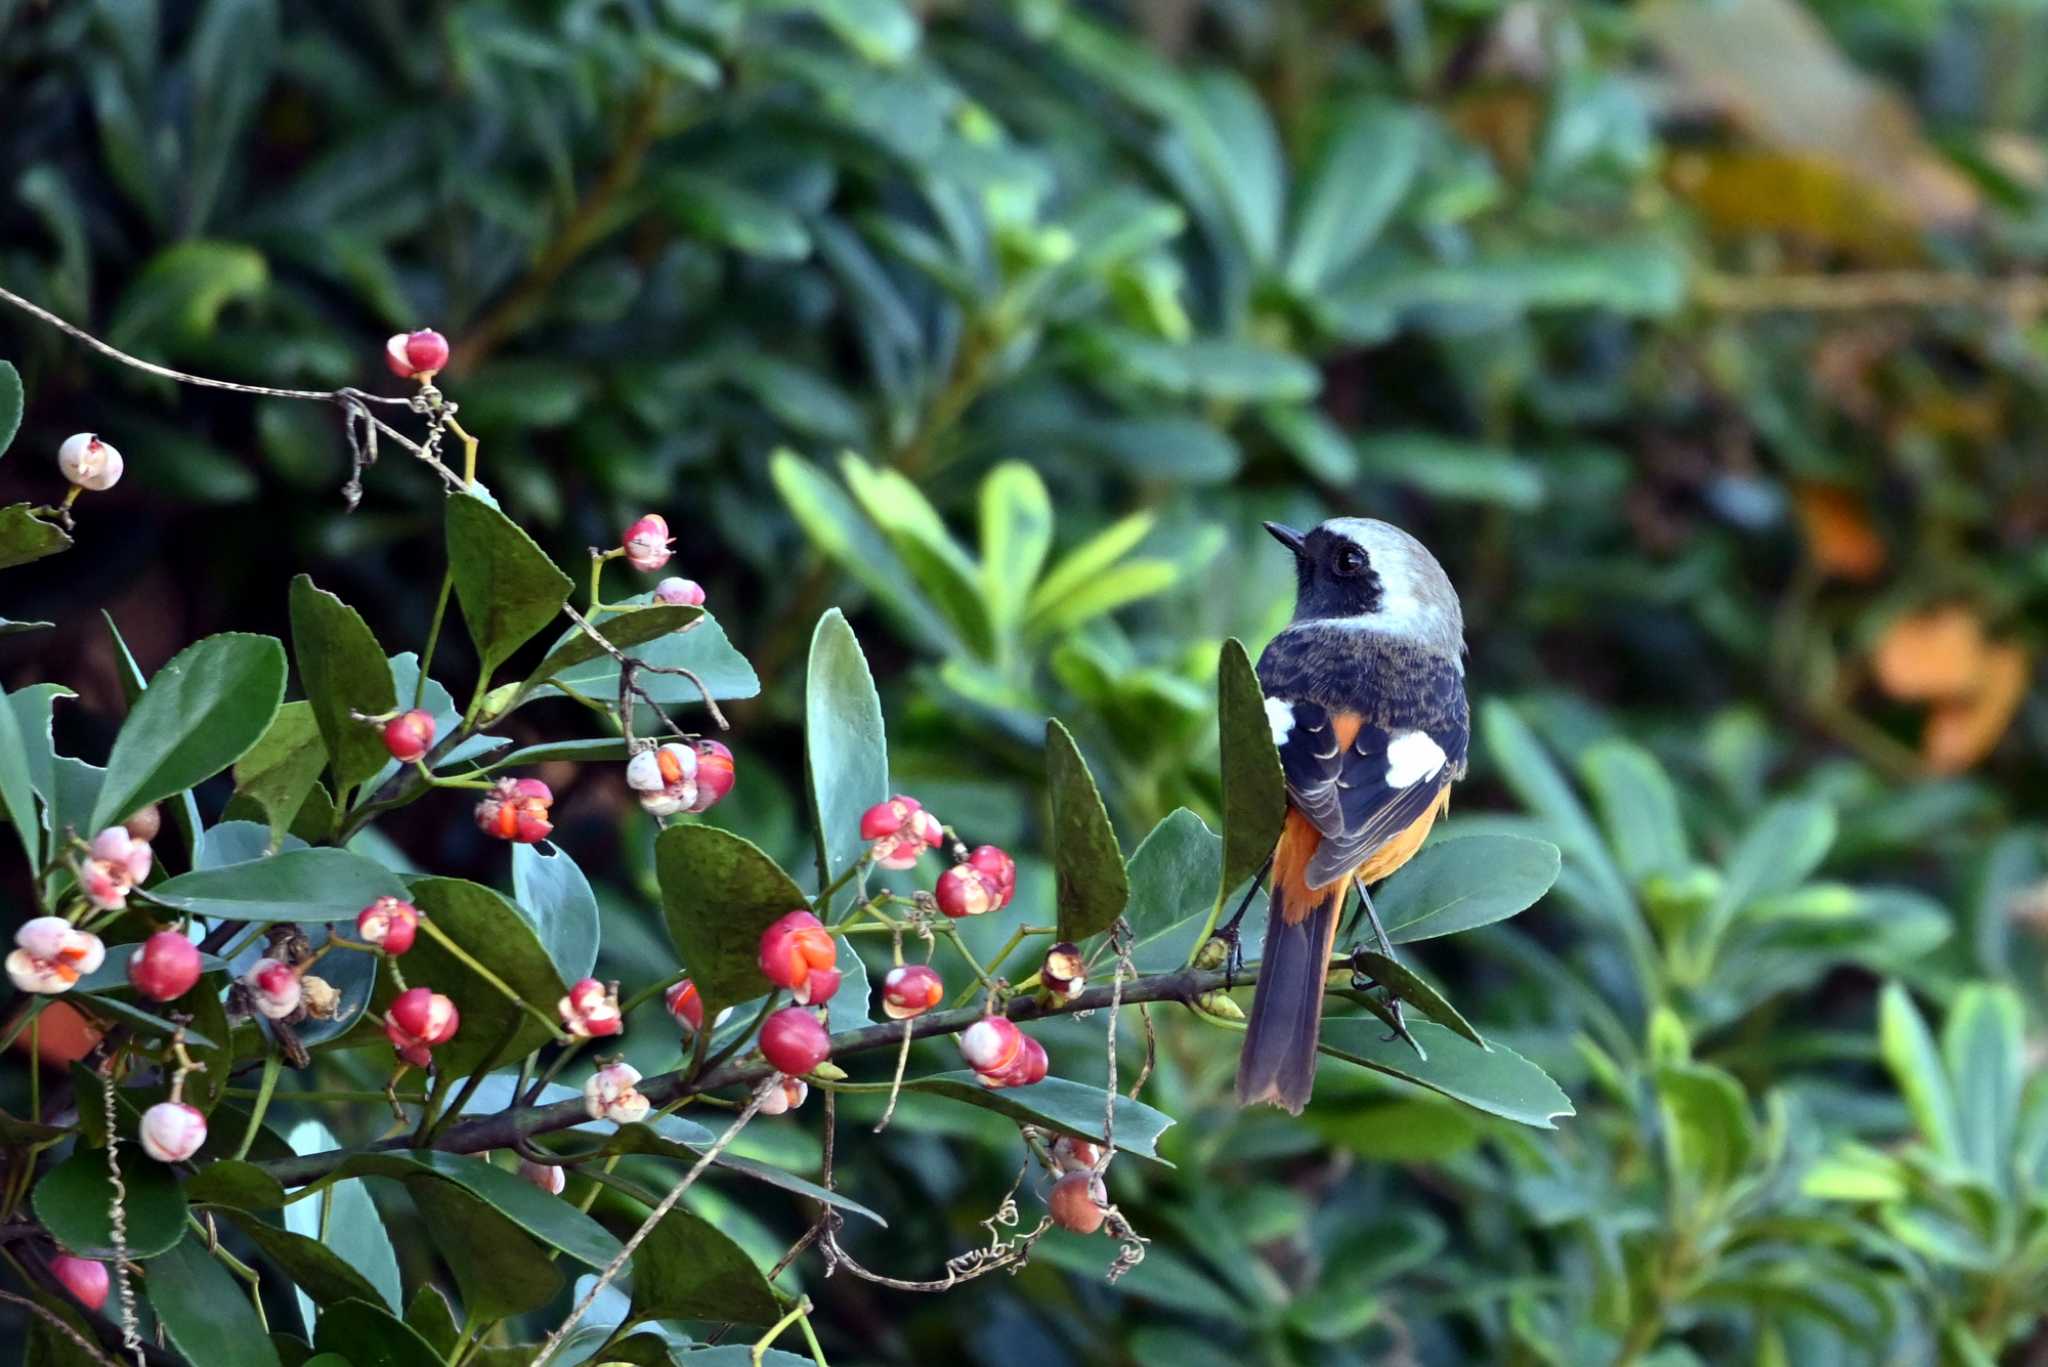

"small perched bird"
[1235,518,1470,1114]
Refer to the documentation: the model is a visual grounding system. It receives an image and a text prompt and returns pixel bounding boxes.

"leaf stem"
[414,566,456,711]
[416,917,568,1042]
[234,1052,282,1162]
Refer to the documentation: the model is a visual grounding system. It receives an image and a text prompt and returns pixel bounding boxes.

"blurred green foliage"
[5,0,2048,1361]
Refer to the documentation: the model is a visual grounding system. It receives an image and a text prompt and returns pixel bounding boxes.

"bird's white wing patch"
[1383,730,1447,788]
[1264,697,1295,746]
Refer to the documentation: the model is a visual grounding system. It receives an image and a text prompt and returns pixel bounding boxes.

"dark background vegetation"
[4,0,2048,1361]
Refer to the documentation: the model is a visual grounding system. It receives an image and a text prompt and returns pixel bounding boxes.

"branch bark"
[252,963,1235,1188]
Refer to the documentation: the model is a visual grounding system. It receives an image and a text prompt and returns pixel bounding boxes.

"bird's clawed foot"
[1348,946,1415,1048]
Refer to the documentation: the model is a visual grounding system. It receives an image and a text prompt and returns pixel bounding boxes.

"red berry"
[140,1101,207,1163]
[390,987,459,1044]
[959,1015,1022,1074]
[558,978,622,1038]
[126,931,202,1003]
[759,1007,831,1076]
[758,911,836,992]
[654,576,706,606]
[356,896,419,955]
[383,709,437,764]
[665,979,705,1032]
[690,739,736,812]
[882,964,943,1020]
[1047,1170,1108,1234]
[476,777,553,843]
[795,964,841,1007]
[859,796,919,840]
[967,845,1016,904]
[1050,1135,1103,1172]
[50,1254,109,1311]
[385,329,450,379]
[935,864,1000,918]
[622,514,674,572]
[247,958,302,1019]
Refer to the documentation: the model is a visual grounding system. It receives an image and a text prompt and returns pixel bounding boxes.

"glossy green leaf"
[1182,69,1284,265]
[310,1150,621,1269]
[405,1285,461,1357]
[841,454,995,658]
[34,1147,188,1259]
[0,686,41,870]
[230,701,328,851]
[658,824,807,1013]
[88,632,287,832]
[106,240,268,354]
[146,1234,283,1367]
[1942,983,2024,1186]
[628,1205,781,1325]
[512,840,602,983]
[805,608,889,900]
[1217,638,1287,906]
[772,448,956,652]
[0,504,71,569]
[523,603,704,694]
[1374,835,1560,943]
[186,1159,288,1211]
[1318,1018,1574,1128]
[408,1175,563,1318]
[797,0,919,63]
[289,574,396,791]
[313,1299,447,1367]
[0,618,53,634]
[1655,1062,1753,1200]
[1350,952,1484,1048]
[979,460,1053,635]
[542,605,758,708]
[1047,719,1128,941]
[446,491,573,681]
[0,360,20,456]
[223,1210,388,1307]
[1479,701,1633,922]
[1025,557,1179,638]
[1285,98,1422,291]
[283,1117,401,1314]
[1027,512,1156,621]
[145,847,406,920]
[903,1072,1176,1161]
[1117,809,1232,971]
[395,878,570,1073]
[1580,740,1689,886]
[596,1121,886,1226]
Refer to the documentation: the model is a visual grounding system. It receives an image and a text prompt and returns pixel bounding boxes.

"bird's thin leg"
[1214,851,1274,986]
[1350,875,1410,1044]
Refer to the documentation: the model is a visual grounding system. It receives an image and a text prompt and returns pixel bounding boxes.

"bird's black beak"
[1263,521,1307,555]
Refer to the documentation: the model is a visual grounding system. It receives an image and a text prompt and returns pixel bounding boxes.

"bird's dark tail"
[1236,814,1342,1114]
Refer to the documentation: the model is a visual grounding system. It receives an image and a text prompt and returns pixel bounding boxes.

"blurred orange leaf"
[1923,643,2030,774]
[1793,484,1887,582]
[1872,605,1988,702]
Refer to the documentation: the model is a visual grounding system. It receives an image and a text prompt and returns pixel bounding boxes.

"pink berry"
[654,576,706,607]
[689,739,735,813]
[882,964,944,1020]
[967,845,1016,905]
[57,433,123,492]
[758,911,836,994]
[356,896,419,956]
[583,1062,650,1124]
[959,1015,1022,1074]
[126,931,202,1003]
[476,776,553,843]
[759,1007,830,1076]
[794,964,841,1007]
[621,514,674,573]
[1047,1170,1108,1233]
[139,1101,207,1163]
[247,958,302,1020]
[1050,1135,1103,1172]
[859,795,919,841]
[50,1254,109,1311]
[558,978,622,1038]
[386,987,459,1067]
[665,979,705,1032]
[383,709,437,764]
[756,1075,810,1116]
[385,329,450,380]
[1042,941,1086,1001]
[6,918,105,995]
[518,1158,566,1195]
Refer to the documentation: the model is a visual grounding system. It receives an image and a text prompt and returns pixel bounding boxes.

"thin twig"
[0,1287,123,1367]
[561,601,729,732]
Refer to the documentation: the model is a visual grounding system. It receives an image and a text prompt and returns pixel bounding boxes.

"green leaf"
[978,461,1054,637]
[1942,983,2024,1187]
[0,686,42,871]
[1217,638,1287,906]
[405,1285,461,1357]
[1718,798,1838,922]
[805,609,889,900]
[408,1175,563,1318]
[10,683,71,824]
[396,878,571,1074]
[310,1151,621,1269]
[313,1299,448,1367]
[88,632,287,833]
[1375,835,1561,943]
[596,1121,886,1226]
[106,240,268,354]
[1580,741,1690,886]
[1077,329,1319,404]
[1120,809,1227,972]
[659,170,812,259]
[1350,952,1485,1048]
[1026,512,1155,620]
[1024,558,1179,638]
[72,989,218,1047]
[1479,701,1633,923]
[1318,1018,1574,1128]
[446,491,573,682]
[186,1160,288,1211]
[1285,98,1423,292]
[1655,1062,1754,1200]
[1352,433,1545,510]
[1260,404,1358,483]
[0,503,73,569]
[1047,719,1128,941]
[146,1234,283,1367]
[34,1146,188,1259]
[145,847,407,921]
[282,1117,402,1314]
[221,1211,388,1308]
[289,575,396,792]
[0,618,53,634]
[789,0,919,63]
[230,701,328,851]
[0,360,21,457]
[512,841,602,983]
[1878,982,1962,1162]
[658,824,807,1013]
[772,449,955,653]
[903,1072,1176,1161]
[1182,70,1285,265]
[523,603,704,694]
[541,604,758,709]
[840,454,995,658]
[629,1205,782,1325]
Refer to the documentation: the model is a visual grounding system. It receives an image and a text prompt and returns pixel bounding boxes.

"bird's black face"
[1265,521,1384,621]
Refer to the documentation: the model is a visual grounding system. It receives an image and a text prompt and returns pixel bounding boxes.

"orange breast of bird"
[1270,711,1451,925]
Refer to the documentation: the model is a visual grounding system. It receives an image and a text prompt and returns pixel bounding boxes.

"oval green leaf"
[289,575,396,792]
[145,847,407,921]
[1047,719,1127,942]
[34,1146,188,1259]
[1217,638,1287,905]
[446,491,573,681]
[146,1234,283,1367]
[805,609,889,901]
[1317,1018,1573,1129]
[658,824,807,1012]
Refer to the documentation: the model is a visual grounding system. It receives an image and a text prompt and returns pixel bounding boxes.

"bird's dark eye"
[1333,545,1367,578]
